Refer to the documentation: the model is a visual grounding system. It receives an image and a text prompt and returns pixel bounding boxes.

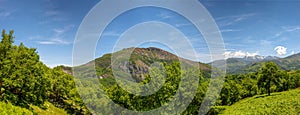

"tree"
[0,30,14,97]
[257,62,281,96]
[0,30,50,107]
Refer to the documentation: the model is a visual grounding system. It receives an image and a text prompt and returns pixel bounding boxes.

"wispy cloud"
[0,8,13,18]
[272,26,300,38]
[102,31,120,37]
[39,38,71,45]
[36,25,74,45]
[39,0,67,23]
[220,29,241,33]
[157,11,173,19]
[175,23,192,27]
[216,13,256,27]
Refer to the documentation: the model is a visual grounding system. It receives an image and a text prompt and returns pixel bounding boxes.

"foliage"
[31,101,68,115]
[0,30,50,107]
[220,89,300,115]
[77,51,300,114]
[216,62,300,106]
[0,101,32,115]
[257,62,281,95]
[0,30,90,114]
[47,66,90,114]
[2,30,300,114]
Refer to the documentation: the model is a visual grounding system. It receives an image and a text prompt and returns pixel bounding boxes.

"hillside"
[72,47,211,81]
[273,53,300,70]
[218,53,300,74]
[220,88,300,114]
[0,101,68,115]
[211,55,279,74]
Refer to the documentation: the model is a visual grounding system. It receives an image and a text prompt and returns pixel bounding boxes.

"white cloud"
[157,11,172,19]
[273,26,300,38]
[224,50,259,59]
[38,38,71,45]
[36,25,74,45]
[274,46,287,56]
[216,13,256,27]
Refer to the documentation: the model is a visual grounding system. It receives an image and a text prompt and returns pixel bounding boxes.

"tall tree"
[0,30,14,99]
[257,62,281,96]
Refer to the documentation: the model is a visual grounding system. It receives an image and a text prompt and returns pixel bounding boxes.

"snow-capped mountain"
[242,55,280,62]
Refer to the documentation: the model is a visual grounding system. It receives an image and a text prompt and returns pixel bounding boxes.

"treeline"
[85,62,207,114]
[90,61,300,114]
[217,62,300,106]
[0,30,90,114]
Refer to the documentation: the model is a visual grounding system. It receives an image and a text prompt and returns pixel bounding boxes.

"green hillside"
[0,101,67,115]
[0,101,32,114]
[220,88,300,115]
[71,47,211,81]
[225,53,300,74]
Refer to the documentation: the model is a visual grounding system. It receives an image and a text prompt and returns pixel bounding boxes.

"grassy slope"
[0,101,67,115]
[0,101,32,114]
[220,88,300,115]
[31,102,67,115]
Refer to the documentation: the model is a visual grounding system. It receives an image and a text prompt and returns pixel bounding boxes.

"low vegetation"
[220,89,300,115]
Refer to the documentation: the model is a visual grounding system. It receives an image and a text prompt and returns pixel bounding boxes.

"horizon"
[1,0,300,67]
[54,46,299,68]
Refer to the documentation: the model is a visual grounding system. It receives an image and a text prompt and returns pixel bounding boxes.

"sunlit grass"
[220,88,300,115]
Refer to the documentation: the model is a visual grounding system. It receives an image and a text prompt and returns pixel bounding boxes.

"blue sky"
[1,0,300,67]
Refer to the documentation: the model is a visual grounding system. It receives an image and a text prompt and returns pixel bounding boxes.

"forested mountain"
[70,47,211,82]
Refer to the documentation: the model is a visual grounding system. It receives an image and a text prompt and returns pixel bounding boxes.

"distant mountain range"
[215,53,300,74]
[63,47,300,77]
[212,55,279,73]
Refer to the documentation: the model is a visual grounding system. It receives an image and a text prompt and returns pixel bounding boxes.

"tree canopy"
[0,30,90,114]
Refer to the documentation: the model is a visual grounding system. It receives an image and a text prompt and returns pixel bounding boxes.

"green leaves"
[0,30,90,114]
[0,30,48,107]
[257,62,282,96]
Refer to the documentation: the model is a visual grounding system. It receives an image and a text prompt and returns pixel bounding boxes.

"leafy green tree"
[0,30,14,97]
[0,30,50,107]
[257,62,281,96]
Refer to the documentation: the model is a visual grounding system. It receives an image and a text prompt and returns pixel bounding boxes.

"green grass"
[220,88,300,115]
[0,101,67,115]
[31,102,67,115]
[0,101,32,115]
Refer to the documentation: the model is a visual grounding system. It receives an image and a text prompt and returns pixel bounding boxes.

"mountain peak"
[242,55,279,61]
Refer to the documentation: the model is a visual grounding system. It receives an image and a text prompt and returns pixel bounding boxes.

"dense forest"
[88,61,300,114]
[1,30,300,114]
